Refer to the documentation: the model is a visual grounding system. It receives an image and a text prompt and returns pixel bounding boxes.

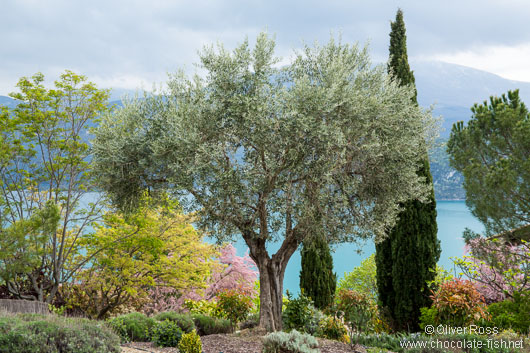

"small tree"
[92,33,436,331]
[0,72,110,303]
[337,254,377,303]
[454,236,530,303]
[300,234,336,310]
[67,196,217,319]
[216,288,254,328]
[143,243,258,314]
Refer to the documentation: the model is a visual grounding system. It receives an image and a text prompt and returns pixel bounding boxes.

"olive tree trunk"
[243,230,301,332]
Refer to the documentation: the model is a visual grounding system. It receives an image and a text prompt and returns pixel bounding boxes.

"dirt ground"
[121,329,369,353]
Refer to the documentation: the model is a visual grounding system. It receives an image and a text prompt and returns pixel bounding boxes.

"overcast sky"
[2,0,530,95]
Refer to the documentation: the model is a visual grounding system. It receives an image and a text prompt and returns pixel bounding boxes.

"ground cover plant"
[262,330,319,353]
[0,312,121,353]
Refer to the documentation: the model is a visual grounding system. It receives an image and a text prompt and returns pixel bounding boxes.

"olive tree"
[92,33,436,331]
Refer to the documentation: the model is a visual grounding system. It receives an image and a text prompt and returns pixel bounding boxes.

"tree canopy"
[0,71,110,303]
[447,89,530,236]
[65,195,217,319]
[92,33,437,331]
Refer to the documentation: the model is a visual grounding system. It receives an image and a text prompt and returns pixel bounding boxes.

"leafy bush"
[153,311,195,333]
[317,315,348,343]
[178,329,202,353]
[184,299,219,316]
[192,314,233,336]
[262,329,319,353]
[335,289,372,332]
[282,291,323,334]
[107,312,155,342]
[337,254,377,303]
[418,306,438,330]
[431,278,489,326]
[216,288,254,327]
[151,319,183,347]
[107,315,130,343]
[487,291,530,334]
[146,243,258,315]
[0,313,120,353]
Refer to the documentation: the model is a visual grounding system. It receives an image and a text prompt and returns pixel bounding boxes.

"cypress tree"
[300,234,336,310]
[375,9,441,332]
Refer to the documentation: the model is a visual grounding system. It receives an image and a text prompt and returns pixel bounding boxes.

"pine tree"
[300,235,337,310]
[375,9,441,332]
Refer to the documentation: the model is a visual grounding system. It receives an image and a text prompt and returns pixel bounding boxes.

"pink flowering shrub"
[143,243,258,314]
[454,237,530,303]
[204,244,258,299]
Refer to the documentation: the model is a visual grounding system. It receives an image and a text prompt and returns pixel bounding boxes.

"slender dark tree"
[300,234,336,310]
[375,9,441,332]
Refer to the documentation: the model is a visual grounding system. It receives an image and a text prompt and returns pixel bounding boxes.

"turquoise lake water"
[225,200,484,294]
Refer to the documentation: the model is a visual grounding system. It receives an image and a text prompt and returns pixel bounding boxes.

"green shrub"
[335,289,372,333]
[262,329,319,353]
[216,288,254,327]
[282,291,323,334]
[0,313,120,353]
[107,316,129,343]
[431,278,489,326]
[107,312,155,342]
[336,254,378,303]
[178,329,202,353]
[354,332,404,352]
[317,315,348,342]
[184,299,219,316]
[487,292,530,334]
[153,311,195,333]
[151,319,183,347]
[418,306,438,330]
[192,314,232,336]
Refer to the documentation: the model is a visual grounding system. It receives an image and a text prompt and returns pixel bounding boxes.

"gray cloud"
[2,0,530,94]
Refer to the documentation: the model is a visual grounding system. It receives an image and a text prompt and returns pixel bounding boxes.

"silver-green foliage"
[93,33,436,244]
[262,330,320,353]
[0,313,121,353]
[92,33,437,330]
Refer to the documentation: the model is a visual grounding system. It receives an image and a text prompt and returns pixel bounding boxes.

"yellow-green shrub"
[318,316,348,343]
[178,330,202,353]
